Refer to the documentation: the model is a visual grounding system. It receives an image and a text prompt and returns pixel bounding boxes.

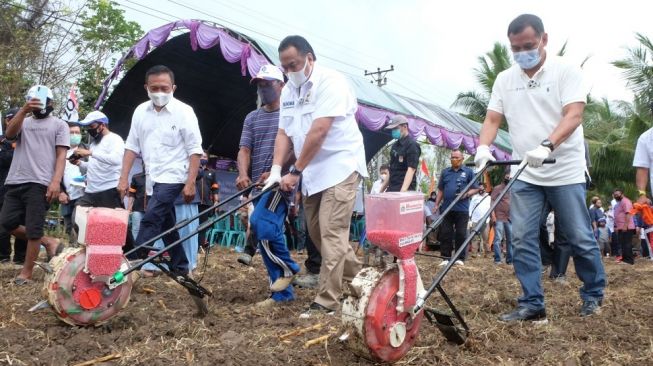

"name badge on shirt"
[398,155,404,163]
[282,101,295,109]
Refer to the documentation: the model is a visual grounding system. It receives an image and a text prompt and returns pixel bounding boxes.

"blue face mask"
[391,129,401,139]
[200,159,208,166]
[513,40,542,70]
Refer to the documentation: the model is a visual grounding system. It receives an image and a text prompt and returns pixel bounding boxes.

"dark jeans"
[640,238,651,258]
[617,230,635,264]
[439,210,469,261]
[129,183,189,274]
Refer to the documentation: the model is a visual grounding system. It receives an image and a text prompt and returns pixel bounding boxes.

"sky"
[113,0,652,110]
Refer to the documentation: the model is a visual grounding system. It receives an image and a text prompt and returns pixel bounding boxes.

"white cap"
[26,85,54,100]
[251,64,284,84]
[79,111,109,125]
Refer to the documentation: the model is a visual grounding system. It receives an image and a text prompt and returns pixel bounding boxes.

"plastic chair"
[207,216,229,247]
[224,213,246,248]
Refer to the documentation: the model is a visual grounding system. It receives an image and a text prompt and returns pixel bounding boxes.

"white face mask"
[148,91,172,107]
[287,57,310,87]
[380,173,388,182]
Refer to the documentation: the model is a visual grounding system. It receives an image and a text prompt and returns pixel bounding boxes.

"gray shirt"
[5,115,70,186]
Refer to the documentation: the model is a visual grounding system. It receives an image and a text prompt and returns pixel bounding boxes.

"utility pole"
[364,65,394,87]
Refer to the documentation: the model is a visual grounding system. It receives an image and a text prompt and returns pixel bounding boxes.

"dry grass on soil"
[0,247,651,365]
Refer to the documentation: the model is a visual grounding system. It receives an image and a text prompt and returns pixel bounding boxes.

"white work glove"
[473,145,495,171]
[524,145,551,168]
[262,165,282,191]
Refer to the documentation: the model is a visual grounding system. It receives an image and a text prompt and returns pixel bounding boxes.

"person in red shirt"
[613,188,635,265]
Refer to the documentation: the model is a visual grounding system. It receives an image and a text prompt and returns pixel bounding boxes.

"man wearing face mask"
[435,149,479,267]
[381,115,421,192]
[474,14,605,321]
[72,111,125,209]
[612,188,635,265]
[1,85,69,284]
[118,65,203,276]
[59,124,86,243]
[266,35,368,318]
[197,151,219,248]
[235,64,286,266]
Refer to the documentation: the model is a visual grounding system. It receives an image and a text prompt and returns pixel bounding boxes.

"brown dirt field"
[0,248,651,366]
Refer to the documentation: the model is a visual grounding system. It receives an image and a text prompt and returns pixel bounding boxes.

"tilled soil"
[0,248,651,365]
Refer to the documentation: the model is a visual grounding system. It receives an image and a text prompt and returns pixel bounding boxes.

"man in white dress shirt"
[117,65,203,275]
[265,35,368,318]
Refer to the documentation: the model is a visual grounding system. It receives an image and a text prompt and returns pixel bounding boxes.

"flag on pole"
[63,84,79,123]
[420,159,430,177]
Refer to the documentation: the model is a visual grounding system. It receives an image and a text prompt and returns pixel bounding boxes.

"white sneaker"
[438,260,449,267]
[454,260,464,266]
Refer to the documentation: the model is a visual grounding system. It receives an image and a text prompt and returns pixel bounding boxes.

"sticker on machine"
[399,200,423,215]
[399,233,422,247]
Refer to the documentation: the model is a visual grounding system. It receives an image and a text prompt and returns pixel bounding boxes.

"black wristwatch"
[289,165,302,176]
[541,139,555,152]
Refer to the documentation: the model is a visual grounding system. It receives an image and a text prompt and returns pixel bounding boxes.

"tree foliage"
[0,0,142,116]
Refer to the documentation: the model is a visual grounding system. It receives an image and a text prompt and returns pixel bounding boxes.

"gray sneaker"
[292,273,319,288]
[237,253,252,266]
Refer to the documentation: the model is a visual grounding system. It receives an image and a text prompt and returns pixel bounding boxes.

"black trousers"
[617,230,635,264]
[0,198,26,263]
[439,211,469,261]
[304,232,321,275]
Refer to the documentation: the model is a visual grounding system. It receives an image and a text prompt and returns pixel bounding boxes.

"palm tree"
[588,33,653,198]
[451,42,512,122]
[612,33,653,104]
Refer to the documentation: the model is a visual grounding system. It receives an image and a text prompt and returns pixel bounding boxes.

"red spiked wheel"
[342,266,423,363]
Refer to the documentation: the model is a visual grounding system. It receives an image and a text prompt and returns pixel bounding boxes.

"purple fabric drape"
[95,19,511,159]
[356,104,511,159]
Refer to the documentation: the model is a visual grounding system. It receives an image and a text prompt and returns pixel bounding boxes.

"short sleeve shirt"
[614,197,635,230]
[125,98,203,194]
[487,57,588,186]
[279,63,368,196]
[633,127,653,194]
[437,166,478,213]
[239,108,279,183]
[5,115,70,186]
[387,135,421,191]
[490,182,511,221]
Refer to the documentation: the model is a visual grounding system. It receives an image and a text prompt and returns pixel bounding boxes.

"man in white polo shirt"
[265,35,368,318]
[633,102,653,197]
[474,14,605,322]
[117,65,203,275]
[72,111,125,209]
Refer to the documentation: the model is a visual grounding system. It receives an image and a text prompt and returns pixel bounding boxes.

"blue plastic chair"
[207,216,229,247]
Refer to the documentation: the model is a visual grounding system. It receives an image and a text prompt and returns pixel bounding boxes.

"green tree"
[451,42,512,122]
[75,0,142,114]
[587,33,653,199]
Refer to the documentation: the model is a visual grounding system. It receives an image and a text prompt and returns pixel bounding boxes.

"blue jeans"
[131,183,189,274]
[493,220,513,264]
[511,180,605,310]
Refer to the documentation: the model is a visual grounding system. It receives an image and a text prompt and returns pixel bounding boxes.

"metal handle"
[465,158,556,167]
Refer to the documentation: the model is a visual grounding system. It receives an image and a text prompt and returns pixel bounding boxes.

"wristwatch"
[289,165,302,176]
[540,139,555,152]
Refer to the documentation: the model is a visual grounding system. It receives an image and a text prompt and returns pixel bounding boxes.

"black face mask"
[88,126,104,141]
[33,105,54,119]
[504,178,510,184]
[614,195,622,201]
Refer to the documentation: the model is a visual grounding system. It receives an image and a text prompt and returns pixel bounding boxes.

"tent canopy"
[98,20,512,164]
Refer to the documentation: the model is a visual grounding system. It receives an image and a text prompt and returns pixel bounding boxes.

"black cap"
[4,107,19,119]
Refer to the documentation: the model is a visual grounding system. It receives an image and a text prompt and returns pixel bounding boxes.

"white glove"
[473,145,495,170]
[524,145,551,168]
[263,165,282,191]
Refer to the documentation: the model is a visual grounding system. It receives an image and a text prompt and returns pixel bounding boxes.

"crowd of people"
[1,13,652,324]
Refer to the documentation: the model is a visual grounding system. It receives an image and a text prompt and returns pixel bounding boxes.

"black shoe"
[580,299,602,317]
[499,307,548,324]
